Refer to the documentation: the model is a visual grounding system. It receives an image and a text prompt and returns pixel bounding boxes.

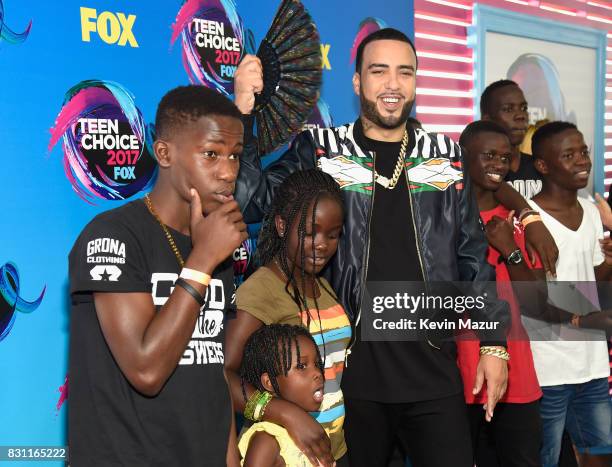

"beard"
[360,91,414,130]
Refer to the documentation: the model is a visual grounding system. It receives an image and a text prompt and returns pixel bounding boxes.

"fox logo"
[80,7,138,47]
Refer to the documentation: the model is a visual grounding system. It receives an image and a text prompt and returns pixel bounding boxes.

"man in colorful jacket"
[233,28,551,467]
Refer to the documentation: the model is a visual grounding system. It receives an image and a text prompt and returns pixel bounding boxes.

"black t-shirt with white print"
[68,199,234,467]
[504,152,543,200]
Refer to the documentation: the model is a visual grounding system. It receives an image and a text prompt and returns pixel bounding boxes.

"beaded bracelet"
[244,390,273,422]
[244,390,262,421]
[479,345,510,361]
[253,392,273,421]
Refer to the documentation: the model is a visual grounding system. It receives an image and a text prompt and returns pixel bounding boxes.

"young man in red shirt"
[458,120,543,466]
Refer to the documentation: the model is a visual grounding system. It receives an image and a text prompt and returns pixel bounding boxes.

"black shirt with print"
[505,152,543,200]
[68,199,233,467]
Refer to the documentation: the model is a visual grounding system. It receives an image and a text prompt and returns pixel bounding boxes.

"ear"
[352,72,361,97]
[481,113,491,121]
[260,373,275,394]
[534,157,548,175]
[153,140,172,168]
[274,214,286,238]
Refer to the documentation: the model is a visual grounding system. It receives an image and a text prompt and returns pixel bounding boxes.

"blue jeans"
[540,378,612,467]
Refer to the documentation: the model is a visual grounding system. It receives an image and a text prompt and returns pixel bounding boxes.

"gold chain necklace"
[374,129,409,189]
[144,194,185,267]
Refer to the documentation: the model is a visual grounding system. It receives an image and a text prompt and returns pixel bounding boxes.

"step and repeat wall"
[0,0,413,461]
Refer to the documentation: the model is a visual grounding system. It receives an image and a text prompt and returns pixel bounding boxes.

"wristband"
[521,214,542,228]
[174,278,206,307]
[180,267,211,286]
[518,208,539,222]
[479,345,510,361]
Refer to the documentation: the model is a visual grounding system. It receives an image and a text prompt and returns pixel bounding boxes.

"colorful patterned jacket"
[236,118,509,346]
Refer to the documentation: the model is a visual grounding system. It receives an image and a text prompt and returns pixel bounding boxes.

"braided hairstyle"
[239,324,324,401]
[255,168,344,334]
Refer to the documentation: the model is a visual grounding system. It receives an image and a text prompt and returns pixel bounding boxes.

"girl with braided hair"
[237,324,326,466]
[226,169,351,467]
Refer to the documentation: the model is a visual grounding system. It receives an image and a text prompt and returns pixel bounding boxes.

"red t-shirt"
[456,204,543,404]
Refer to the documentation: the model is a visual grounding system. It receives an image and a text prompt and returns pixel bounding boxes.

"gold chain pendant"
[374,130,409,190]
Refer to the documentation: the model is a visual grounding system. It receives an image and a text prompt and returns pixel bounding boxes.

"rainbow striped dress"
[236,266,352,460]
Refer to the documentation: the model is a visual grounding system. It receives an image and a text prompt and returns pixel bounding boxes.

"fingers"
[315,437,334,467]
[219,203,248,243]
[189,189,203,226]
[301,437,333,467]
[595,192,609,212]
[226,209,245,224]
[472,367,484,395]
[500,378,508,400]
[214,199,241,215]
[484,375,507,422]
[234,55,263,114]
[525,243,537,267]
[524,222,558,275]
[236,55,263,93]
[301,446,318,467]
[550,243,559,275]
[479,354,508,422]
[236,221,248,233]
[486,387,498,422]
[222,205,247,233]
[506,210,515,225]
[596,193,612,230]
[485,382,497,422]
[543,255,554,277]
[544,244,558,277]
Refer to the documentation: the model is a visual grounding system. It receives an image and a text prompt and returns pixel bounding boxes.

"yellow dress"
[238,421,312,466]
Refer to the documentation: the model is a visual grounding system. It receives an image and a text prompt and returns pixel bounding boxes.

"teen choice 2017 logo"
[0,262,45,342]
[0,0,32,45]
[48,80,156,204]
[171,0,248,96]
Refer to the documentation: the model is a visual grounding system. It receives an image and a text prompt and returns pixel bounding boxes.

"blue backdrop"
[0,0,413,464]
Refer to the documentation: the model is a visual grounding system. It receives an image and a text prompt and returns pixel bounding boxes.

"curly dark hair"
[239,324,323,401]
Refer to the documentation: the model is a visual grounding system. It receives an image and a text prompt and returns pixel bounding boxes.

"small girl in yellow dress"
[238,324,330,466]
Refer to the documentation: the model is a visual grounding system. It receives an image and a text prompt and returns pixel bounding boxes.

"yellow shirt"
[239,421,312,466]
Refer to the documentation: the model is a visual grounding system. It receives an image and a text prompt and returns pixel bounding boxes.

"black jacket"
[236,117,510,344]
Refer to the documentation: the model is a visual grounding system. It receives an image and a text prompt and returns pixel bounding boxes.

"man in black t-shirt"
[481,80,543,200]
[68,86,248,467]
